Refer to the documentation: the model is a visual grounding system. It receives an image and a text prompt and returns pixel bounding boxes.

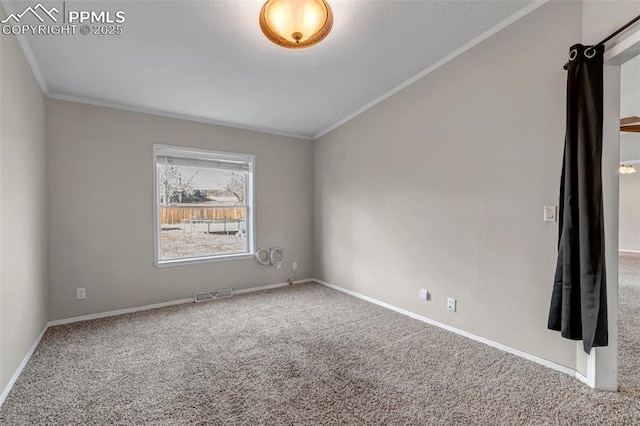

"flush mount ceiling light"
[620,164,637,174]
[259,0,333,49]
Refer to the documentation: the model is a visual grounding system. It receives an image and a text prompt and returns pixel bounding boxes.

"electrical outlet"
[292,261,298,271]
[419,289,429,301]
[447,297,456,312]
[76,288,86,300]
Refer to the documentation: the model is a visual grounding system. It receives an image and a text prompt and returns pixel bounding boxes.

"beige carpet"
[618,251,640,405]
[1,268,640,424]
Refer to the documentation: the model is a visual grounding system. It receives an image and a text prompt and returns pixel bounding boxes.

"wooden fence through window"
[160,206,246,225]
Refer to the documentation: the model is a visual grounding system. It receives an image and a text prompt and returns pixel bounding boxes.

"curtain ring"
[584,47,596,58]
[569,48,578,61]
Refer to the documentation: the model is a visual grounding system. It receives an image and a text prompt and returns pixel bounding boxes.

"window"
[153,145,254,266]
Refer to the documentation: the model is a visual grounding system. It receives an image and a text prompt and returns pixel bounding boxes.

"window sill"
[155,253,254,268]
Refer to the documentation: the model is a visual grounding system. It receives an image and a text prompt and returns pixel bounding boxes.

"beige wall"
[3,0,638,393]
[46,100,313,320]
[621,135,640,162]
[620,171,640,252]
[313,1,582,368]
[0,6,48,394]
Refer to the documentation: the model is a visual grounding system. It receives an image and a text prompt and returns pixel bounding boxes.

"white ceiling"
[5,0,536,139]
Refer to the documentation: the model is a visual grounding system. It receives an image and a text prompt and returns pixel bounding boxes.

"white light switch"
[544,206,558,222]
[419,289,428,301]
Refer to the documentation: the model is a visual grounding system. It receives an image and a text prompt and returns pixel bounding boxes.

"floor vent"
[194,288,233,303]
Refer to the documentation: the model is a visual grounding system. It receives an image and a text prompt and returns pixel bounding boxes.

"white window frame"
[153,144,255,267]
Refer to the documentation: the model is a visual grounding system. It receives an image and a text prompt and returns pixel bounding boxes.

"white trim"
[587,349,597,388]
[47,297,194,327]
[47,92,312,141]
[576,372,590,386]
[596,23,640,393]
[2,277,589,408]
[155,253,255,268]
[604,26,640,65]
[152,144,256,267]
[312,0,550,140]
[0,279,311,408]
[47,279,310,327]
[620,249,640,254]
[4,0,548,142]
[0,0,50,95]
[0,2,48,409]
[234,279,308,295]
[313,278,587,384]
[586,349,597,389]
[0,324,47,408]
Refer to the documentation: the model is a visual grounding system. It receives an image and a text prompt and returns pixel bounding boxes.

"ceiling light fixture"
[259,0,333,49]
[620,164,637,174]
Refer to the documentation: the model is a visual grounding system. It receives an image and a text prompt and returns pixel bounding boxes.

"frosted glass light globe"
[260,0,333,49]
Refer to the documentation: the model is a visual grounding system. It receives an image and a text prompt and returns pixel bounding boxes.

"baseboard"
[1,278,313,408]
[620,249,640,254]
[0,324,48,408]
[234,278,309,295]
[48,279,312,327]
[576,372,590,385]
[12,278,582,407]
[47,298,195,327]
[313,278,585,384]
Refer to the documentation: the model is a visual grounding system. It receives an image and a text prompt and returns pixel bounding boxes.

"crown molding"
[3,0,548,142]
[0,0,50,94]
[46,92,313,141]
[312,0,550,140]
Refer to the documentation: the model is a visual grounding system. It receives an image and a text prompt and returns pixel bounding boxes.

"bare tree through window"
[154,147,253,264]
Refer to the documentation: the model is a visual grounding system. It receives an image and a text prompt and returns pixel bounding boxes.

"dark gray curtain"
[548,43,608,354]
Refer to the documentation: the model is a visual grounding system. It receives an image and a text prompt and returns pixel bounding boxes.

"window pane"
[157,161,249,260]
[160,206,247,260]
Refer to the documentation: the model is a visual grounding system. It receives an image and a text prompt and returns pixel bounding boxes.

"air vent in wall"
[194,288,233,303]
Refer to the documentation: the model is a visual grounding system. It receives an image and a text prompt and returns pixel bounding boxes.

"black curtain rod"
[563,13,640,70]
[596,14,640,47]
